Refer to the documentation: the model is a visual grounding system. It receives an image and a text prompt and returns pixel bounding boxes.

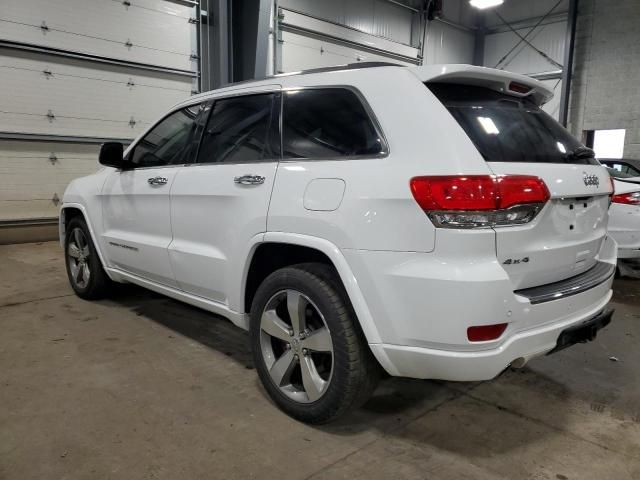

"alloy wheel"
[67,227,91,289]
[259,289,334,403]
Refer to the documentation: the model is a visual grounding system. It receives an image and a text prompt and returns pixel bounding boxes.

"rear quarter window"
[428,83,598,165]
[282,88,387,160]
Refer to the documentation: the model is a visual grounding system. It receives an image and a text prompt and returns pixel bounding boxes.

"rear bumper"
[370,298,613,382]
[344,235,617,381]
[514,261,615,304]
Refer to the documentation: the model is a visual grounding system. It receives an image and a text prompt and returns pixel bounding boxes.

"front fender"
[59,202,110,275]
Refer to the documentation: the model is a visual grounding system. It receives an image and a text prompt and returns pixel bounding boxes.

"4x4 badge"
[583,172,599,187]
[503,257,529,265]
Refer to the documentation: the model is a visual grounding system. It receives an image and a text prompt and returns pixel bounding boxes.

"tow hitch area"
[548,309,614,355]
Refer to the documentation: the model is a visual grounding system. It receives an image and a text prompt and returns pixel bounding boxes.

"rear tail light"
[467,323,508,342]
[410,175,550,228]
[612,192,640,205]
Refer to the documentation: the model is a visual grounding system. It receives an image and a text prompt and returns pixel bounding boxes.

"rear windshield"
[428,83,598,165]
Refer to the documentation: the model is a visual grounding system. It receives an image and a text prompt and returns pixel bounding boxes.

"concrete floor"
[1,242,639,480]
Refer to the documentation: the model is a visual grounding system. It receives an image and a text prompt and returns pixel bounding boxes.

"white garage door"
[279,30,417,72]
[0,141,100,221]
[0,48,194,139]
[0,0,197,71]
[276,7,420,73]
[0,0,197,224]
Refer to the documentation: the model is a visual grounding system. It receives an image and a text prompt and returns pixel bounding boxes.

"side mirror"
[99,142,125,169]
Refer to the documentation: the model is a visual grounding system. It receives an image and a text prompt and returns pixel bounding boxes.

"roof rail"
[273,61,403,77]
[196,62,404,94]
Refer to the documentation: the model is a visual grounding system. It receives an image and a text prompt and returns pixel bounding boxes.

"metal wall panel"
[369,1,413,45]
[279,30,415,72]
[279,0,413,46]
[277,8,420,72]
[539,78,563,120]
[485,0,569,25]
[0,48,193,139]
[483,21,566,74]
[423,21,475,65]
[482,2,567,121]
[442,0,476,27]
[0,0,197,71]
[0,141,100,220]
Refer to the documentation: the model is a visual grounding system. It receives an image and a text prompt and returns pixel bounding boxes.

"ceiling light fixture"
[469,0,504,9]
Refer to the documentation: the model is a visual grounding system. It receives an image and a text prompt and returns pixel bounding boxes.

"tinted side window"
[130,104,202,168]
[282,88,386,159]
[182,102,212,164]
[613,163,640,176]
[196,93,279,164]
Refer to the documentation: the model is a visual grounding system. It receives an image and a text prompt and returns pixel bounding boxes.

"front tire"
[250,263,379,424]
[64,217,112,299]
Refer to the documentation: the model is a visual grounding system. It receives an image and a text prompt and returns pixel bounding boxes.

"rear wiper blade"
[564,146,595,160]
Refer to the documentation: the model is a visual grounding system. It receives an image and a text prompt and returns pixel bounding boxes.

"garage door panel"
[0,141,100,220]
[0,47,193,93]
[0,183,74,199]
[0,49,192,138]
[0,141,99,159]
[0,199,61,220]
[0,111,149,139]
[0,0,196,71]
[281,31,414,72]
[0,1,196,224]
[0,159,99,179]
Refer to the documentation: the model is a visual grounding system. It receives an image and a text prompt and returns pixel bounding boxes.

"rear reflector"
[467,323,508,342]
[612,192,640,205]
[410,175,550,228]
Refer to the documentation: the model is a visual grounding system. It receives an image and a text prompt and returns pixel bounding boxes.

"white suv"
[61,63,616,423]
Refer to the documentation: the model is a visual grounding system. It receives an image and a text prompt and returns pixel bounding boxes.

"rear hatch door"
[429,82,612,290]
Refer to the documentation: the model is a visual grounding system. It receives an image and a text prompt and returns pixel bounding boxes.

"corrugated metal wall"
[482,0,569,119]
[423,21,475,65]
[278,0,414,46]
[483,19,566,74]
[275,0,476,72]
[487,0,569,24]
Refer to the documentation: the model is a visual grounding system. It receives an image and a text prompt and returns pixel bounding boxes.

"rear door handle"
[148,176,168,186]
[234,174,265,185]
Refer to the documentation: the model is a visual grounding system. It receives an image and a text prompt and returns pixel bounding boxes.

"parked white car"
[60,63,616,423]
[600,158,640,182]
[607,168,640,276]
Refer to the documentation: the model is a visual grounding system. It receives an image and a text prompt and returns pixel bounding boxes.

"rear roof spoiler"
[409,64,554,106]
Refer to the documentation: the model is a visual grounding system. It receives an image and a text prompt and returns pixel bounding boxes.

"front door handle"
[234,174,265,185]
[148,176,168,186]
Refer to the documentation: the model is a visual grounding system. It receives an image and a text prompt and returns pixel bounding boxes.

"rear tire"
[64,217,112,299]
[250,263,380,424]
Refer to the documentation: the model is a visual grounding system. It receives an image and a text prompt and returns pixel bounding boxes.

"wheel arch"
[246,233,383,346]
[60,203,109,272]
